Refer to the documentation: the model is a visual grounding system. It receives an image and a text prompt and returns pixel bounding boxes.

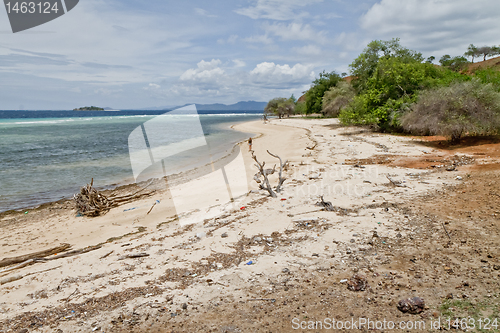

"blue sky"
[0,0,499,110]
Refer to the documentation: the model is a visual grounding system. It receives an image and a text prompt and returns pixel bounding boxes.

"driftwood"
[251,151,288,197]
[251,152,277,198]
[74,179,154,217]
[118,253,150,260]
[0,265,61,285]
[316,196,335,211]
[34,244,102,262]
[386,175,407,188]
[0,243,71,268]
[267,150,287,193]
[306,143,317,150]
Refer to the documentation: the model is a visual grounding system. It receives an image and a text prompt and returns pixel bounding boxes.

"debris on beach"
[397,297,425,314]
[73,178,154,217]
[251,150,288,197]
[347,274,369,291]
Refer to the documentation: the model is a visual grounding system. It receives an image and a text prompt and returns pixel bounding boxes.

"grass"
[439,295,500,332]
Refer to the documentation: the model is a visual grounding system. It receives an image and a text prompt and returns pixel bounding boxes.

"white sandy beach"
[0,117,490,332]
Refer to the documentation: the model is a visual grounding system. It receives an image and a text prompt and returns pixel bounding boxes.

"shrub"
[304,71,342,114]
[321,81,355,117]
[265,97,295,119]
[401,80,500,143]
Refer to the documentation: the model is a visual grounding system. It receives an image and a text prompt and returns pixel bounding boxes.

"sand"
[0,117,497,332]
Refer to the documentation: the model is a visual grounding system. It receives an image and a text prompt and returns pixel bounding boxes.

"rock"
[446,165,456,171]
[456,176,463,180]
[493,265,500,271]
[254,237,262,242]
[350,239,355,243]
[182,303,188,310]
[347,274,369,291]
[282,268,290,273]
[196,232,207,239]
[397,297,425,314]
[221,233,228,238]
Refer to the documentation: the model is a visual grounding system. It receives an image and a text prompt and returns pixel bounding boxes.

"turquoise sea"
[0,110,260,213]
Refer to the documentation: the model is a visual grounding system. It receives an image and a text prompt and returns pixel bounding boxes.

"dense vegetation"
[73,106,104,111]
[264,38,500,142]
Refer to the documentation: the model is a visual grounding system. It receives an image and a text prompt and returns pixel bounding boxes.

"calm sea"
[0,110,261,213]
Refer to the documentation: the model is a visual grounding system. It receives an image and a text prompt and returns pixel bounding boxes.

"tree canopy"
[304,71,341,114]
[264,97,295,119]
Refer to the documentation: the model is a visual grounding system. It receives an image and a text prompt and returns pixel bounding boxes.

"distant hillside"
[73,106,104,111]
[467,56,500,73]
[195,101,266,111]
[134,101,267,111]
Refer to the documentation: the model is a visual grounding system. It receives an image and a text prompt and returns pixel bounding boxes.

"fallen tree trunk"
[0,243,71,268]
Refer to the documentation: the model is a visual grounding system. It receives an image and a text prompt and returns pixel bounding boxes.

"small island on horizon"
[73,106,105,111]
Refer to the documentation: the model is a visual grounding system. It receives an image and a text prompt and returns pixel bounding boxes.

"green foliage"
[401,79,500,143]
[474,68,500,91]
[439,55,470,72]
[349,38,423,93]
[264,97,295,119]
[294,101,307,115]
[321,81,355,117]
[464,44,478,63]
[304,71,342,114]
[340,53,441,129]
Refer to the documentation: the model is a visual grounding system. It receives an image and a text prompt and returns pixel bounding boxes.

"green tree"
[439,55,470,72]
[464,44,478,63]
[264,97,295,119]
[401,80,500,143]
[426,56,436,64]
[304,71,342,114]
[476,46,500,61]
[340,45,441,129]
[321,81,355,117]
[349,38,424,93]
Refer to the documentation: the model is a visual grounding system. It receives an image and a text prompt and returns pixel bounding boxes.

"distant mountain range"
[132,101,267,111]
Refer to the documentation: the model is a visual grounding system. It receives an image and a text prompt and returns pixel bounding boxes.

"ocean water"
[0,111,261,213]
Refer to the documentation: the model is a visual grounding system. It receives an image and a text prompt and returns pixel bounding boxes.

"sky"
[0,0,499,110]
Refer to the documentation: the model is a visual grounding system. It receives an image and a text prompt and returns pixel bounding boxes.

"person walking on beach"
[248,137,253,151]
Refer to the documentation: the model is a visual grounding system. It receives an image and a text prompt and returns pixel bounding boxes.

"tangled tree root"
[74,179,154,217]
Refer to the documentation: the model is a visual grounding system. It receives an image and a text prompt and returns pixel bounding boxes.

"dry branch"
[74,179,155,217]
[251,152,277,198]
[0,243,71,268]
[34,245,102,262]
[0,265,61,285]
[267,150,287,193]
[118,253,150,260]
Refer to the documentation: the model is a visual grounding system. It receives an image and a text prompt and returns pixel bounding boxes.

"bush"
[265,97,295,119]
[401,80,500,143]
[294,101,307,115]
[321,81,355,117]
[304,71,342,114]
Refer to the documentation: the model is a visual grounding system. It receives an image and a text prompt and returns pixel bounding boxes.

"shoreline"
[0,117,260,217]
[3,117,499,332]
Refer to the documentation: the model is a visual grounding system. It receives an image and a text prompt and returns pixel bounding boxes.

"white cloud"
[243,34,274,44]
[144,83,161,90]
[217,34,239,45]
[233,59,246,68]
[195,8,218,18]
[250,62,315,84]
[180,59,225,82]
[360,0,500,56]
[235,0,323,20]
[293,45,322,55]
[264,22,328,43]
